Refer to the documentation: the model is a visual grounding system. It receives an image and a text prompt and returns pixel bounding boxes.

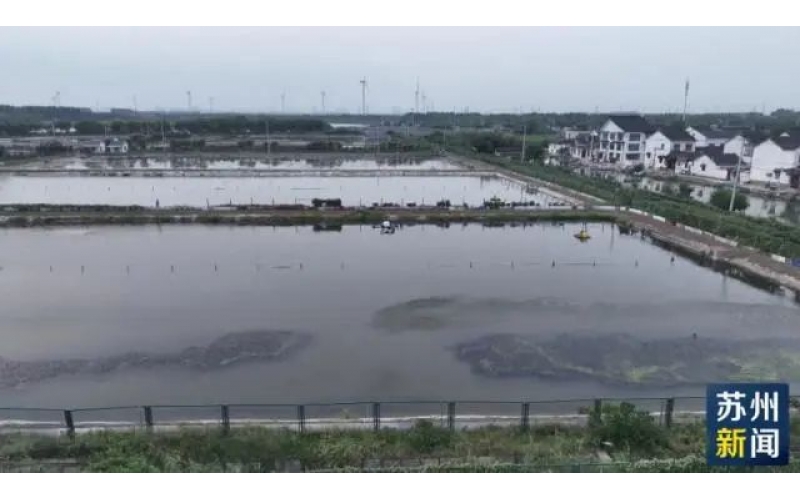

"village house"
[596,115,654,167]
[686,127,737,148]
[76,139,106,154]
[643,127,695,170]
[560,128,591,141]
[689,146,749,182]
[493,146,522,160]
[750,135,800,188]
[545,132,595,166]
[105,138,129,154]
[721,131,765,162]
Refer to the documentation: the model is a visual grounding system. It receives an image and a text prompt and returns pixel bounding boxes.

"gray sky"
[0,27,798,114]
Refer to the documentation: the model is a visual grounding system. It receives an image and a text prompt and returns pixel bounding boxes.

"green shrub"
[588,402,668,456]
[408,419,452,454]
[711,189,749,212]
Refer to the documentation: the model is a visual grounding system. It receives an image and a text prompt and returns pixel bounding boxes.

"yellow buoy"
[574,224,591,241]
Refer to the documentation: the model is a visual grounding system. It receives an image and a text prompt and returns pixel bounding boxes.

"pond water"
[0,223,798,413]
[45,158,462,171]
[0,174,565,208]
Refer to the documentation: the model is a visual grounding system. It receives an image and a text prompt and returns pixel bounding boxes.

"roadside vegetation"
[1,402,796,472]
[710,188,749,212]
[444,137,800,258]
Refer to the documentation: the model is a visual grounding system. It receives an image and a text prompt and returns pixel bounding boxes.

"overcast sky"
[0,27,798,114]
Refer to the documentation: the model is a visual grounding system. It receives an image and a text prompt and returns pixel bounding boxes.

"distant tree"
[74,121,106,135]
[710,188,749,211]
[525,143,546,162]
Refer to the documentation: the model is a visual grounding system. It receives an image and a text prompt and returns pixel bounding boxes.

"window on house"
[629,133,641,141]
[628,144,640,152]
[626,153,640,160]
[700,163,706,172]
[659,143,665,150]
[646,152,651,159]
[672,144,680,151]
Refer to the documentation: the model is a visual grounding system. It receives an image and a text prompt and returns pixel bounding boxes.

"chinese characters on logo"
[706,384,789,466]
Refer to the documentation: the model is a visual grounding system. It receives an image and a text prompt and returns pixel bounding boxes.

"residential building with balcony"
[597,115,654,168]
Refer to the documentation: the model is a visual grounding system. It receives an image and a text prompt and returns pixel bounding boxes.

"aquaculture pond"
[1,222,798,419]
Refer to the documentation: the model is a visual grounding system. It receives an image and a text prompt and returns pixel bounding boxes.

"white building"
[76,139,106,154]
[643,127,696,170]
[560,128,590,140]
[545,133,594,166]
[689,147,749,182]
[750,136,800,188]
[597,115,654,167]
[106,138,129,154]
[721,132,765,162]
[686,127,737,148]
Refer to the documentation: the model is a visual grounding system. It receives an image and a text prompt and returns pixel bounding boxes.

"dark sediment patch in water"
[372,296,800,334]
[0,330,311,389]
[453,333,800,387]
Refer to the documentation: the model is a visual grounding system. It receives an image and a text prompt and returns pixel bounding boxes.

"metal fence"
[0,396,742,437]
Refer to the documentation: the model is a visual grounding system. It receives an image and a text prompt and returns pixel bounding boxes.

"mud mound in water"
[0,330,311,388]
[454,333,800,387]
[372,296,800,336]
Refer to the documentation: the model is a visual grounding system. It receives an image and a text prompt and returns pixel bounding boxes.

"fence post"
[447,402,456,431]
[372,403,381,432]
[521,402,530,431]
[143,406,154,432]
[297,405,306,433]
[664,398,675,428]
[221,405,230,434]
[63,410,75,438]
[592,399,603,425]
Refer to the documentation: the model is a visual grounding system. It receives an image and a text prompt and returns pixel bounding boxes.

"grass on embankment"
[1,403,797,472]
[0,207,617,228]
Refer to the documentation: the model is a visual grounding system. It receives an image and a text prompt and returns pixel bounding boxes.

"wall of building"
[689,155,729,180]
[751,140,795,185]
[723,136,745,157]
[644,132,671,169]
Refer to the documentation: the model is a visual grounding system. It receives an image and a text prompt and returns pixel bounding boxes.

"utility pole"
[265,120,271,156]
[133,95,138,116]
[281,92,286,114]
[521,125,527,163]
[161,116,166,146]
[414,78,420,126]
[682,78,689,125]
[359,77,367,116]
[209,97,214,113]
[729,141,745,212]
[321,91,326,114]
[186,91,192,111]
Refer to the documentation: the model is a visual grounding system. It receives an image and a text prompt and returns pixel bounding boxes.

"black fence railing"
[0,396,743,436]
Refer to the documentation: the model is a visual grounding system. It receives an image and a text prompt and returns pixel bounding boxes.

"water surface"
[0,223,797,411]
